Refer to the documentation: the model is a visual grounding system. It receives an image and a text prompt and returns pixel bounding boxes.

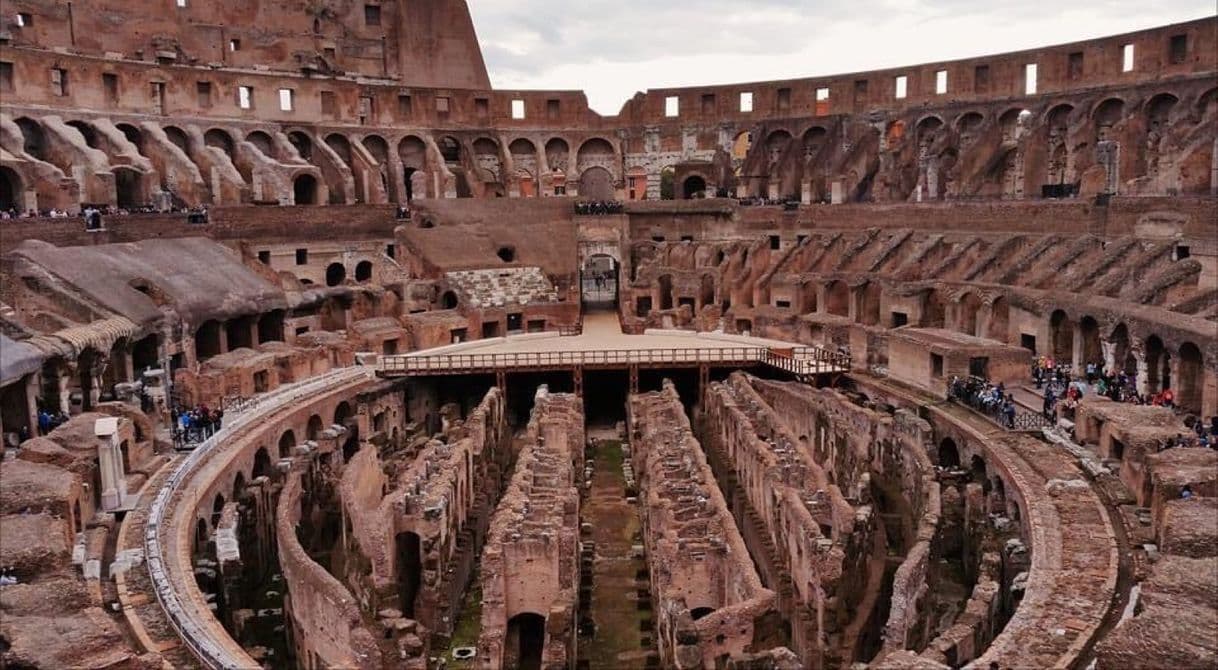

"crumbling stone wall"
[629,381,785,669]
[477,387,584,670]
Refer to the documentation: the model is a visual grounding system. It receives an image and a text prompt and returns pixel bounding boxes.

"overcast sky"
[468,1,1213,115]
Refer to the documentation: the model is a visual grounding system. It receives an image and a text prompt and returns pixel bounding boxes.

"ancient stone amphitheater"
[0,4,1215,670]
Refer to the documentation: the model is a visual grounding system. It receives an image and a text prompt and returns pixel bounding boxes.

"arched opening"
[938,438,960,468]
[362,134,389,164]
[324,133,353,166]
[14,118,47,161]
[1093,98,1126,142]
[293,173,319,205]
[544,138,570,173]
[509,138,538,197]
[682,175,707,199]
[195,519,209,554]
[195,320,222,361]
[131,334,159,374]
[1177,342,1203,413]
[354,261,373,282]
[164,126,191,154]
[233,472,246,500]
[115,123,143,151]
[113,167,143,209]
[395,531,423,618]
[1079,316,1102,367]
[325,262,346,287]
[306,415,324,441]
[700,274,715,310]
[922,290,946,328]
[225,315,256,351]
[245,131,274,157]
[1146,335,1170,394]
[825,281,850,318]
[578,167,614,201]
[334,402,352,428]
[66,120,100,148]
[576,137,615,170]
[0,166,23,212]
[987,297,1010,342]
[203,129,236,158]
[399,135,427,201]
[439,136,461,164]
[799,281,818,315]
[258,310,285,343]
[505,612,547,670]
[288,131,313,161]
[659,166,676,200]
[253,447,272,479]
[1049,310,1074,363]
[657,274,674,311]
[581,254,619,308]
[278,430,296,458]
[690,606,715,621]
[497,246,516,263]
[440,291,459,310]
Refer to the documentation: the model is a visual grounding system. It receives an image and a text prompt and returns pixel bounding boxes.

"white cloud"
[468,0,1213,115]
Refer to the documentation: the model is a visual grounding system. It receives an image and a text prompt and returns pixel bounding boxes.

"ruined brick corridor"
[1,4,1215,670]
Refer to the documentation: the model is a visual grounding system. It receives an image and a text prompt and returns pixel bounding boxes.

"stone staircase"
[445,267,559,308]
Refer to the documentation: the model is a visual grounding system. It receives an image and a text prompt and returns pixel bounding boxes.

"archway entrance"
[293,174,318,205]
[504,612,546,670]
[682,175,707,199]
[581,254,619,310]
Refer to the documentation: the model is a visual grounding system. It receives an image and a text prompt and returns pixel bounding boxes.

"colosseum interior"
[0,3,1215,669]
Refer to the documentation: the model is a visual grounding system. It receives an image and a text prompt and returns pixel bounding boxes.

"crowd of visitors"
[1,204,208,222]
[1035,357,1182,419]
[172,403,224,449]
[395,205,412,220]
[947,376,1021,428]
[35,407,71,435]
[574,200,624,215]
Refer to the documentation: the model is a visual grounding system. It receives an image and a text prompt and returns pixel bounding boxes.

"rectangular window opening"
[278,88,294,111]
[229,39,241,52]
[436,96,451,113]
[258,250,271,265]
[935,69,948,95]
[1169,34,1188,64]
[665,95,679,117]
[511,99,526,120]
[364,4,381,26]
[547,98,560,120]
[894,75,908,99]
[16,12,32,27]
[701,93,716,115]
[1068,52,1084,80]
[197,81,212,107]
[769,234,780,250]
[0,62,13,93]
[974,65,990,93]
[739,91,754,112]
[1024,63,1038,95]
[777,88,791,111]
[320,90,337,115]
[398,94,412,117]
[815,87,830,115]
[931,353,944,377]
[238,85,254,109]
[1122,43,1135,72]
[103,73,119,104]
[176,0,188,7]
[474,97,489,116]
[51,67,68,97]
[295,249,308,265]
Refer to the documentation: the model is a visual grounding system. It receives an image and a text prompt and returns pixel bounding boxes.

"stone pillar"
[1072,326,1084,373]
[801,180,812,205]
[218,325,230,355]
[816,285,829,313]
[24,374,40,438]
[1135,351,1150,396]
[94,417,130,511]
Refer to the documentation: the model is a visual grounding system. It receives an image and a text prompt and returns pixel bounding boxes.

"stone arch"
[164,125,191,154]
[802,126,829,162]
[113,166,144,209]
[1196,87,1218,116]
[114,123,143,151]
[922,289,947,328]
[732,130,753,166]
[938,437,960,468]
[682,174,707,199]
[14,117,47,160]
[324,133,352,165]
[355,260,374,282]
[195,320,222,361]
[253,447,272,478]
[278,429,296,458]
[1049,310,1074,363]
[362,134,389,165]
[505,612,547,669]
[699,273,715,308]
[998,108,1033,144]
[66,120,100,148]
[0,166,24,212]
[203,128,236,157]
[440,290,459,309]
[575,137,615,179]
[325,262,346,286]
[472,137,503,184]
[1093,98,1126,142]
[915,115,944,142]
[211,492,226,527]
[763,129,793,163]
[245,130,274,156]
[288,131,313,161]
[232,472,246,500]
[1047,103,1075,128]
[334,401,352,427]
[1177,342,1203,413]
[293,173,319,205]
[578,166,614,200]
[306,414,324,441]
[438,136,461,163]
[544,138,570,173]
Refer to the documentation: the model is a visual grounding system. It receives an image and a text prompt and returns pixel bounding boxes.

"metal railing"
[144,367,373,669]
